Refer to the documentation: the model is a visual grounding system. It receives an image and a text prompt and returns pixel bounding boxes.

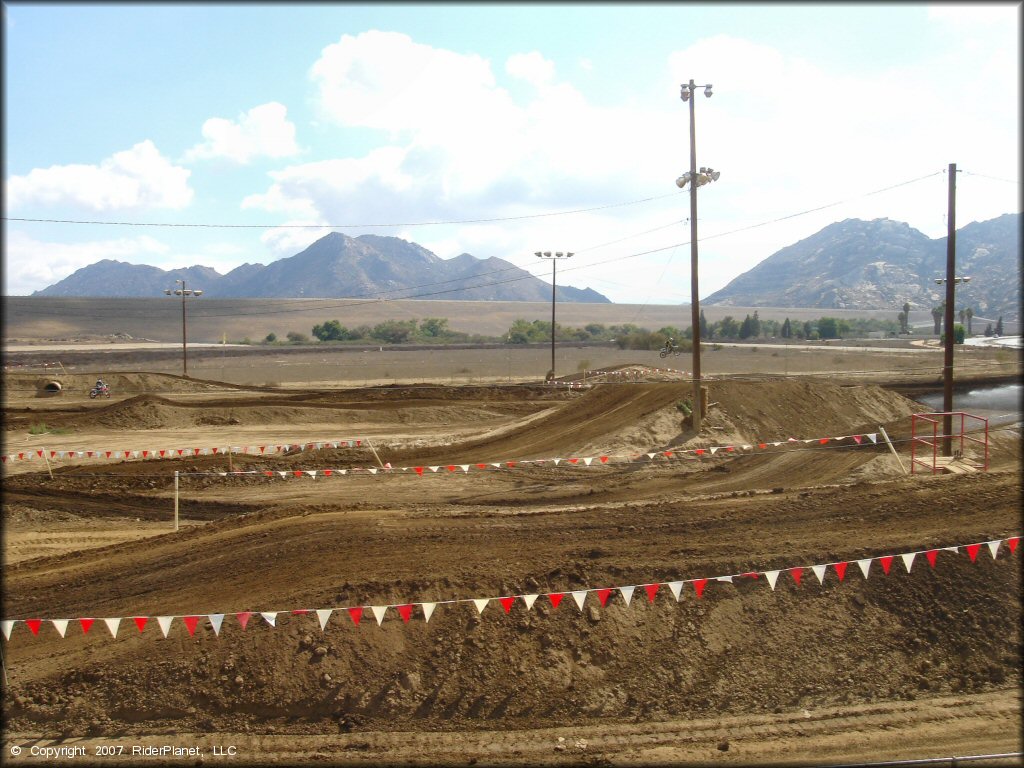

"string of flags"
[1,439,363,465]
[178,432,883,479]
[3,534,1017,641]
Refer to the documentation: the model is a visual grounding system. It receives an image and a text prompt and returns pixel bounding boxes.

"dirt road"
[2,363,1020,766]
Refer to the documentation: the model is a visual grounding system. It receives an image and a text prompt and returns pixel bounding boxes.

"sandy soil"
[1,351,1021,766]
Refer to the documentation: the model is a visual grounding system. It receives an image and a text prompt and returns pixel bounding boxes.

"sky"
[3,2,1021,303]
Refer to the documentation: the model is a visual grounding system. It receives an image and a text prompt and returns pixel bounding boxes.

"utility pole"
[534,251,573,381]
[942,163,957,456]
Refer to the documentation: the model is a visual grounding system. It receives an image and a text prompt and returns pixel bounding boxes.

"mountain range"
[705,213,1020,319]
[33,233,610,304]
[32,214,1020,320]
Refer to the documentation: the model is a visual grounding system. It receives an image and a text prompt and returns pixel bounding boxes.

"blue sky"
[3,2,1021,301]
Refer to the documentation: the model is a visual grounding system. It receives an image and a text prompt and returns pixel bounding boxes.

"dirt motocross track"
[1,365,1022,767]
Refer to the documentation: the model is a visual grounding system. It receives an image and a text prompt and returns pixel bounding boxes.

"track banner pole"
[880,426,907,474]
[366,438,386,469]
[42,447,54,480]
[174,471,179,531]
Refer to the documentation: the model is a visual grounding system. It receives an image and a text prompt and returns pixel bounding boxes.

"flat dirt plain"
[1,339,1022,767]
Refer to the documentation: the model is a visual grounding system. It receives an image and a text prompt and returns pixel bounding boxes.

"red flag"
[758,443,767,449]
[212,448,220,454]
[236,612,252,630]
[80,618,94,634]
[292,609,310,615]
[790,567,803,586]
[183,616,200,636]
[548,593,564,609]
[834,562,848,582]
[324,470,333,477]
[879,555,894,574]
[194,448,201,456]
[26,619,42,636]
[599,456,609,463]
[177,449,184,456]
[397,604,413,623]
[159,450,167,457]
[506,461,516,467]
[644,584,660,603]
[1008,537,1019,554]
[476,464,488,470]
[348,607,363,625]
[597,588,612,606]
[105,451,113,458]
[446,465,457,472]
[966,543,981,562]
[499,596,515,613]
[414,467,424,476]
[664,451,674,458]
[133,617,148,633]
[568,458,579,464]
[695,449,705,456]
[819,438,829,445]
[693,579,708,598]
[925,550,938,567]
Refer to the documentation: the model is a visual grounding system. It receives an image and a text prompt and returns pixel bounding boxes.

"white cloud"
[184,102,301,164]
[3,231,171,295]
[5,141,193,212]
[506,51,555,86]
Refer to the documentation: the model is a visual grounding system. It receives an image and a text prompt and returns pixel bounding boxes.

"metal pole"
[551,258,557,379]
[174,470,179,531]
[688,79,702,434]
[181,283,189,377]
[942,163,956,455]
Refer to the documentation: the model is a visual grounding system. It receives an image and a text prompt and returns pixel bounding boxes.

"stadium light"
[164,280,202,377]
[534,251,574,382]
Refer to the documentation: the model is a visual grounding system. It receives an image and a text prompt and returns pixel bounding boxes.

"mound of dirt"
[2,375,1019,760]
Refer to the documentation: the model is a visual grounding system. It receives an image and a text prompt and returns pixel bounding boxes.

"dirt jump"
[1,365,1021,766]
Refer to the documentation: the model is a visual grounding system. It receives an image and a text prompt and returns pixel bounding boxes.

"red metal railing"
[911,412,989,475]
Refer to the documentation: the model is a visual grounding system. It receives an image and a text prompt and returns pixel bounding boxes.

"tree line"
[249,310,983,349]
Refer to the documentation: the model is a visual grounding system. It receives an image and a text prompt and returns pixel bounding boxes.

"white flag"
[901,552,916,573]
[856,559,872,579]
[316,609,333,631]
[811,564,827,584]
[619,586,636,606]
[571,591,587,610]
[261,612,278,627]
[52,619,69,638]
[764,570,780,590]
[209,614,225,636]
[157,616,174,637]
[103,618,122,638]
[473,599,490,615]
[371,606,388,625]
[522,594,538,610]
[421,603,437,623]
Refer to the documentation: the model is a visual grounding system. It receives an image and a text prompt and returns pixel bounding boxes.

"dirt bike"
[89,385,111,399]
[658,343,682,359]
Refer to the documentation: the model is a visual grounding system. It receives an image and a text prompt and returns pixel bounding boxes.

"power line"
[2,192,684,230]
[7,170,949,318]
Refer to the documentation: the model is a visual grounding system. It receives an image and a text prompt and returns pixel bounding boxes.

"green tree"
[372,319,417,344]
[995,316,1004,336]
[419,317,450,338]
[699,309,709,339]
[931,304,944,335]
[897,311,907,334]
[285,330,308,344]
[780,318,792,339]
[264,332,277,343]
[818,317,841,339]
[738,314,755,339]
[965,307,973,335]
[903,302,911,332]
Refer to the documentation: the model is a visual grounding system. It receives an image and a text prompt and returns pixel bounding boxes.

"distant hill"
[33,233,611,304]
[704,213,1020,321]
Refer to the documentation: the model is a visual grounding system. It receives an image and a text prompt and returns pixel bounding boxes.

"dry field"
[1,341,1021,766]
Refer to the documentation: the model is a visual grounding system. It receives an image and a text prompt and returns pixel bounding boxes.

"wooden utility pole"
[942,163,957,456]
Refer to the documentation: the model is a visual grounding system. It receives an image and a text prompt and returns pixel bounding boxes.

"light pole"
[935,274,970,455]
[164,279,203,377]
[534,251,573,381]
[677,79,720,434]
